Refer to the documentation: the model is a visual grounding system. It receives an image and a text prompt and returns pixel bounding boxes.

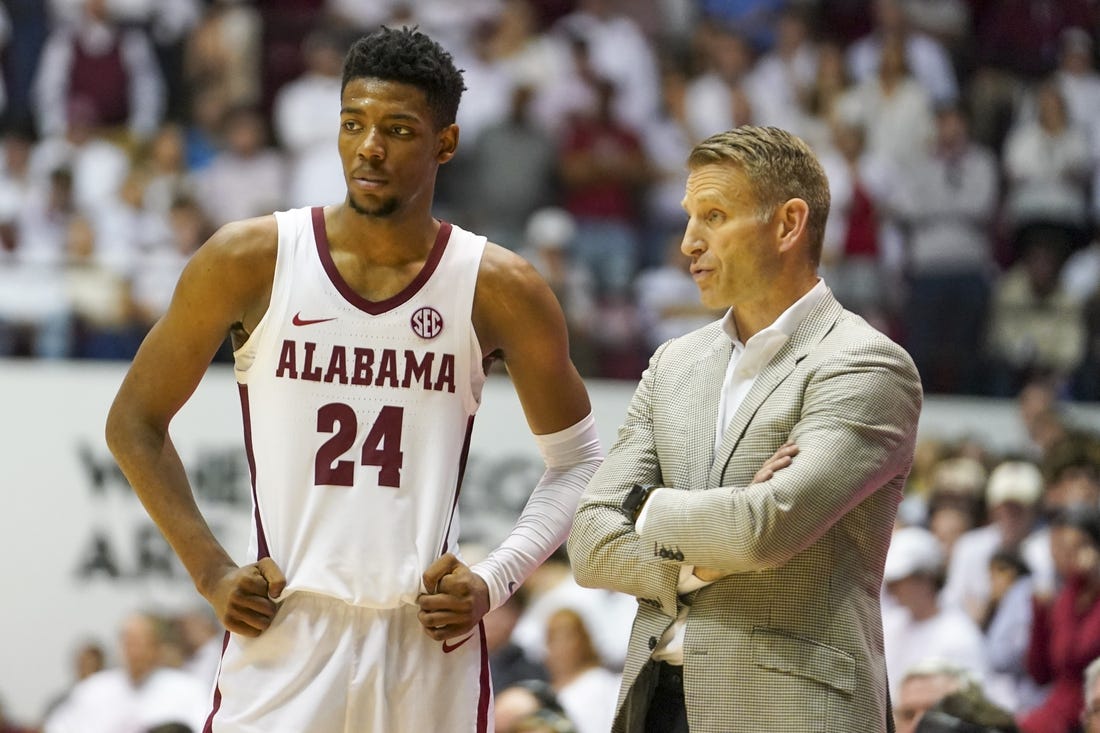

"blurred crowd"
[0,0,1099,395]
[879,377,1100,733]
[9,1,1100,731]
[1,607,222,733]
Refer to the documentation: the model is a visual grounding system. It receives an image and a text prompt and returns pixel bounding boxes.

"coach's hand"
[753,441,799,484]
[417,553,490,642]
[205,557,286,637]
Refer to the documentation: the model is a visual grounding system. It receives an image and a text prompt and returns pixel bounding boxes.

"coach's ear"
[775,197,809,255]
[436,124,459,164]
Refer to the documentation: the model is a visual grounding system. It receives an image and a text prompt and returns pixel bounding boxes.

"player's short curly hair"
[341,26,466,130]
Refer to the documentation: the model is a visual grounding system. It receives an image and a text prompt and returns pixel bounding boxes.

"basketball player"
[105,27,602,732]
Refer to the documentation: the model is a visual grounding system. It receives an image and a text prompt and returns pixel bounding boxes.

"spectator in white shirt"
[193,105,285,227]
[544,608,621,733]
[846,0,959,105]
[273,26,348,210]
[1003,79,1092,238]
[552,0,660,134]
[837,34,935,170]
[27,97,130,215]
[43,612,211,733]
[882,526,989,699]
[746,6,820,136]
[683,23,759,143]
[942,460,1051,622]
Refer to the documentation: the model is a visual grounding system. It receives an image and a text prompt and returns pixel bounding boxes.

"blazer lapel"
[685,329,731,491]
[708,293,845,488]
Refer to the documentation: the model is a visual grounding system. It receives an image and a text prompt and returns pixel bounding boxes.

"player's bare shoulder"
[473,241,567,358]
[476,241,547,297]
[174,214,280,334]
[196,215,279,279]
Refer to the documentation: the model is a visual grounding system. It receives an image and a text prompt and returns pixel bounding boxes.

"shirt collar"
[720,278,828,371]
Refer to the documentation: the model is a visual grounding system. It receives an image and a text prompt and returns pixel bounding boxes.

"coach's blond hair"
[688,125,830,265]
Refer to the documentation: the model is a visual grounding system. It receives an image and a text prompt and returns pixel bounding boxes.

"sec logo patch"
[411,307,444,339]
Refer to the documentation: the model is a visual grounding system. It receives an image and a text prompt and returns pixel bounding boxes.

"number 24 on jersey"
[314,403,404,488]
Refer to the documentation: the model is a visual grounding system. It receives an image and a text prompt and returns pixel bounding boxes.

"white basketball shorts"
[203,591,493,732]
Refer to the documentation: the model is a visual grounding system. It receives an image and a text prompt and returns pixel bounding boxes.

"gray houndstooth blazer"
[568,291,922,733]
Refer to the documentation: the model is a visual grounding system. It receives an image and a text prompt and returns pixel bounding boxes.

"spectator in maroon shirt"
[1020,506,1100,732]
[558,50,651,302]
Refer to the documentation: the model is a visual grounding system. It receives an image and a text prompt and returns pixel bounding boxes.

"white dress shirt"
[637,279,829,664]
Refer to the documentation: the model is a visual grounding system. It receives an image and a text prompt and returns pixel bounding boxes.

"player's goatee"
[348,194,399,218]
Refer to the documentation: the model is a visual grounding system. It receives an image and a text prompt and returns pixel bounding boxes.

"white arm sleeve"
[471,412,603,611]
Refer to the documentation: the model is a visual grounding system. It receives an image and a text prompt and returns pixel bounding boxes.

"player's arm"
[476,244,594,434]
[417,244,602,640]
[105,216,284,637]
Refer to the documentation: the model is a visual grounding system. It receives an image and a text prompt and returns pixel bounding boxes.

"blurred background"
[5,1,1100,732]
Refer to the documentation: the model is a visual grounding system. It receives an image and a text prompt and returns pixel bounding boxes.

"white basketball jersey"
[233,207,486,608]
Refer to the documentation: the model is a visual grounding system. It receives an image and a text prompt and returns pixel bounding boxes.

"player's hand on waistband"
[206,557,287,637]
[416,553,490,642]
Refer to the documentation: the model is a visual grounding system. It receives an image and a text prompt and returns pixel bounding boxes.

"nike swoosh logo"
[292,312,337,326]
[508,581,517,593]
[441,633,475,653]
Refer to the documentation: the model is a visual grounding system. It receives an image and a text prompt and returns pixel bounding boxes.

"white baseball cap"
[986,461,1044,507]
[883,526,945,583]
[931,457,988,497]
[525,207,576,250]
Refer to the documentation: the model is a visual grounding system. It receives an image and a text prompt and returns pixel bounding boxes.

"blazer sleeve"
[636,335,922,572]
[567,341,681,618]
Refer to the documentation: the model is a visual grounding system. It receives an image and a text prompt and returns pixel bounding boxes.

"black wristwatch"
[622,483,658,523]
